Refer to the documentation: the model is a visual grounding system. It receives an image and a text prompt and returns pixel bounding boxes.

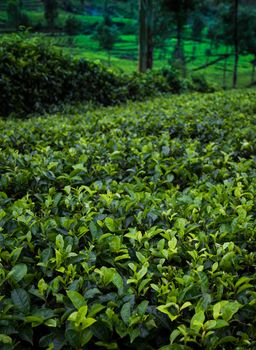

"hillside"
[0,89,256,349]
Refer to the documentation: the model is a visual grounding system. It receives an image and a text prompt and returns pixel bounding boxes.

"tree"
[7,0,22,30]
[233,0,239,88]
[43,0,58,30]
[65,16,82,35]
[80,0,85,12]
[161,0,197,77]
[138,0,154,72]
[191,15,205,59]
[94,15,119,65]
[153,3,174,62]
[236,8,256,84]
[7,0,29,30]
[206,3,233,88]
[214,1,255,87]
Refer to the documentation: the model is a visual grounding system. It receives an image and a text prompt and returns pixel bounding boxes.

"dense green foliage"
[0,90,256,349]
[0,35,215,118]
[0,34,125,117]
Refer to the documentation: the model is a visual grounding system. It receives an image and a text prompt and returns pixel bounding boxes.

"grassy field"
[1,89,256,349]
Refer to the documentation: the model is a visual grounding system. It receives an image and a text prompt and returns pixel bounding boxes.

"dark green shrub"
[64,16,83,35]
[0,34,125,117]
[0,34,74,116]
[191,74,216,93]
[127,68,185,100]
[160,66,185,93]
[7,0,30,30]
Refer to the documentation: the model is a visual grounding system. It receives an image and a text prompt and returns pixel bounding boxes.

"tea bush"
[0,34,124,117]
[0,34,216,118]
[191,74,216,93]
[64,16,83,35]
[0,89,256,349]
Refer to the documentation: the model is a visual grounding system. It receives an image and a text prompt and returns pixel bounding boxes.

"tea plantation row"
[0,90,256,349]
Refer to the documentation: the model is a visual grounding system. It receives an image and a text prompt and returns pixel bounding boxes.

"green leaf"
[137,300,149,316]
[121,302,131,325]
[112,272,124,295]
[88,303,105,317]
[108,236,121,252]
[130,328,140,343]
[7,264,27,282]
[174,218,187,237]
[213,301,241,321]
[19,326,33,345]
[67,290,86,310]
[195,293,212,313]
[235,276,251,289]
[81,329,93,346]
[190,310,205,333]
[0,335,12,344]
[213,301,226,320]
[95,341,118,349]
[84,288,101,299]
[170,329,181,344]
[136,251,147,264]
[45,318,57,327]
[70,305,88,323]
[180,302,192,311]
[204,319,229,330]
[157,303,180,321]
[138,278,151,295]
[159,345,192,350]
[25,316,44,327]
[220,252,235,271]
[89,221,101,240]
[101,267,115,286]
[105,217,117,232]
[56,234,64,250]
[82,318,97,329]
[217,336,237,346]
[221,301,242,321]
[65,329,80,348]
[137,264,148,280]
[11,288,30,314]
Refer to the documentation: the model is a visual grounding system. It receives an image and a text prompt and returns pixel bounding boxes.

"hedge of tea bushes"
[0,34,215,118]
[0,90,256,349]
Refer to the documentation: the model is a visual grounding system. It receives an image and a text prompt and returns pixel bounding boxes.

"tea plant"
[0,34,215,118]
[0,89,256,349]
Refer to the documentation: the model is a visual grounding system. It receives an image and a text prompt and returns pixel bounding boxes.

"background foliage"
[0,0,255,88]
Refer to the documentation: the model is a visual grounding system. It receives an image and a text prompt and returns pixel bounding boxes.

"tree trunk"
[233,0,239,88]
[104,0,108,16]
[138,0,148,72]
[176,20,182,59]
[138,0,153,72]
[146,0,153,70]
[175,17,186,78]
